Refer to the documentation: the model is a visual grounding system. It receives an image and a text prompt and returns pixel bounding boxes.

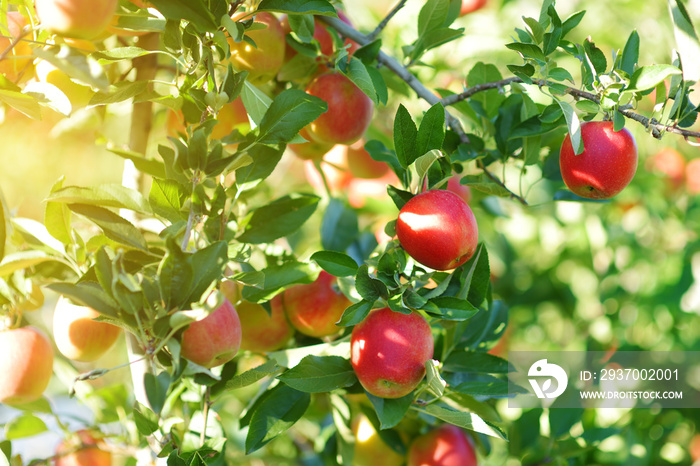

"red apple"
[0,326,54,405]
[407,424,477,466]
[289,127,336,160]
[686,158,700,195]
[53,296,122,362]
[35,0,118,40]
[647,147,685,187]
[396,189,479,271]
[233,295,293,353]
[56,430,112,466]
[227,12,286,85]
[0,12,33,82]
[282,271,351,338]
[446,175,472,203]
[559,121,638,199]
[180,298,242,368]
[350,307,434,399]
[305,72,374,145]
[459,0,488,16]
[352,413,405,466]
[346,140,390,179]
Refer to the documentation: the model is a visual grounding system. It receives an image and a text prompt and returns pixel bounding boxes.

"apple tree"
[0,0,699,464]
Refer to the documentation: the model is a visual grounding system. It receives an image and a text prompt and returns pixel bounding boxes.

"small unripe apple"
[228,12,286,85]
[350,307,434,399]
[559,121,638,199]
[180,298,242,368]
[352,413,405,466]
[407,424,477,466]
[459,0,488,16]
[282,271,351,338]
[0,12,33,82]
[35,0,118,40]
[56,429,112,466]
[396,189,479,271]
[0,326,54,405]
[305,72,374,146]
[53,296,122,362]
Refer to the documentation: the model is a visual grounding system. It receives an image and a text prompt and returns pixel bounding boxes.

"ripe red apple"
[0,12,33,82]
[559,121,638,199]
[446,175,472,203]
[0,326,54,405]
[180,298,242,368]
[53,296,122,362]
[407,424,477,466]
[228,12,286,85]
[282,270,351,338]
[35,0,118,39]
[352,413,405,466]
[686,158,700,195]
[396,189,479,271]
[346,140,390,179]
[236,296,292,353]
[459,0,488,16]
[305,72,374,145]
[350,307,434,399]
[289,127,336,160]
[56,430,112,466]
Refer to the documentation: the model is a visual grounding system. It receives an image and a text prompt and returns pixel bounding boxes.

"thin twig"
[367,0,408,42]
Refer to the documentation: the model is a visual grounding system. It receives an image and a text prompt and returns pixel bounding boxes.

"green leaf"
[147,0,217,32]
[365,392,414,429]
[257,0,337,15]
[311,251,359,277]
[669,0,700,82]
[185,241,228,303]
[107,147,168,179]
[459,175,512,197]
[241,81,273,126]
[424,359,446,398]
[427,296,478,321]
[89,81,149,106]
[149,179,188,223]
[506,42,546,62]
[239,261,316,303]
[321,198,359,252]
[452,379,512,398]
[4,414,47,440]
[0,89,42,120]
[549,404,583,438]
[337,56,378,105]
[133,402,159,436]
[44,178,72,244]
[144,372,170,415]
[626,65,682,93]
[278,355,357,393]
[418,404,507,440]
[238,194,320,244]
[411,150,443,185]
[47,282,121,318]
[393,104,418,168]
[466,62,505,118]
[561,10,585,38]
[583,38,607,74]
[555,98,582,155]
[92,46,152,63]
[215,360,281,395]
[337,300,374,327]
[158,239,194,309]
[0,251,61,277]
[416,103,446,156]
[69,204,148,251]
[235,144,285,192]
[620,30,640,76]
[245,384,310,453]
[46,185,152,214]
[355,265,388,301]
[418,0,450,37]
[442,351,510,374]
[257,89,327,144]
[387,186,414,210]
